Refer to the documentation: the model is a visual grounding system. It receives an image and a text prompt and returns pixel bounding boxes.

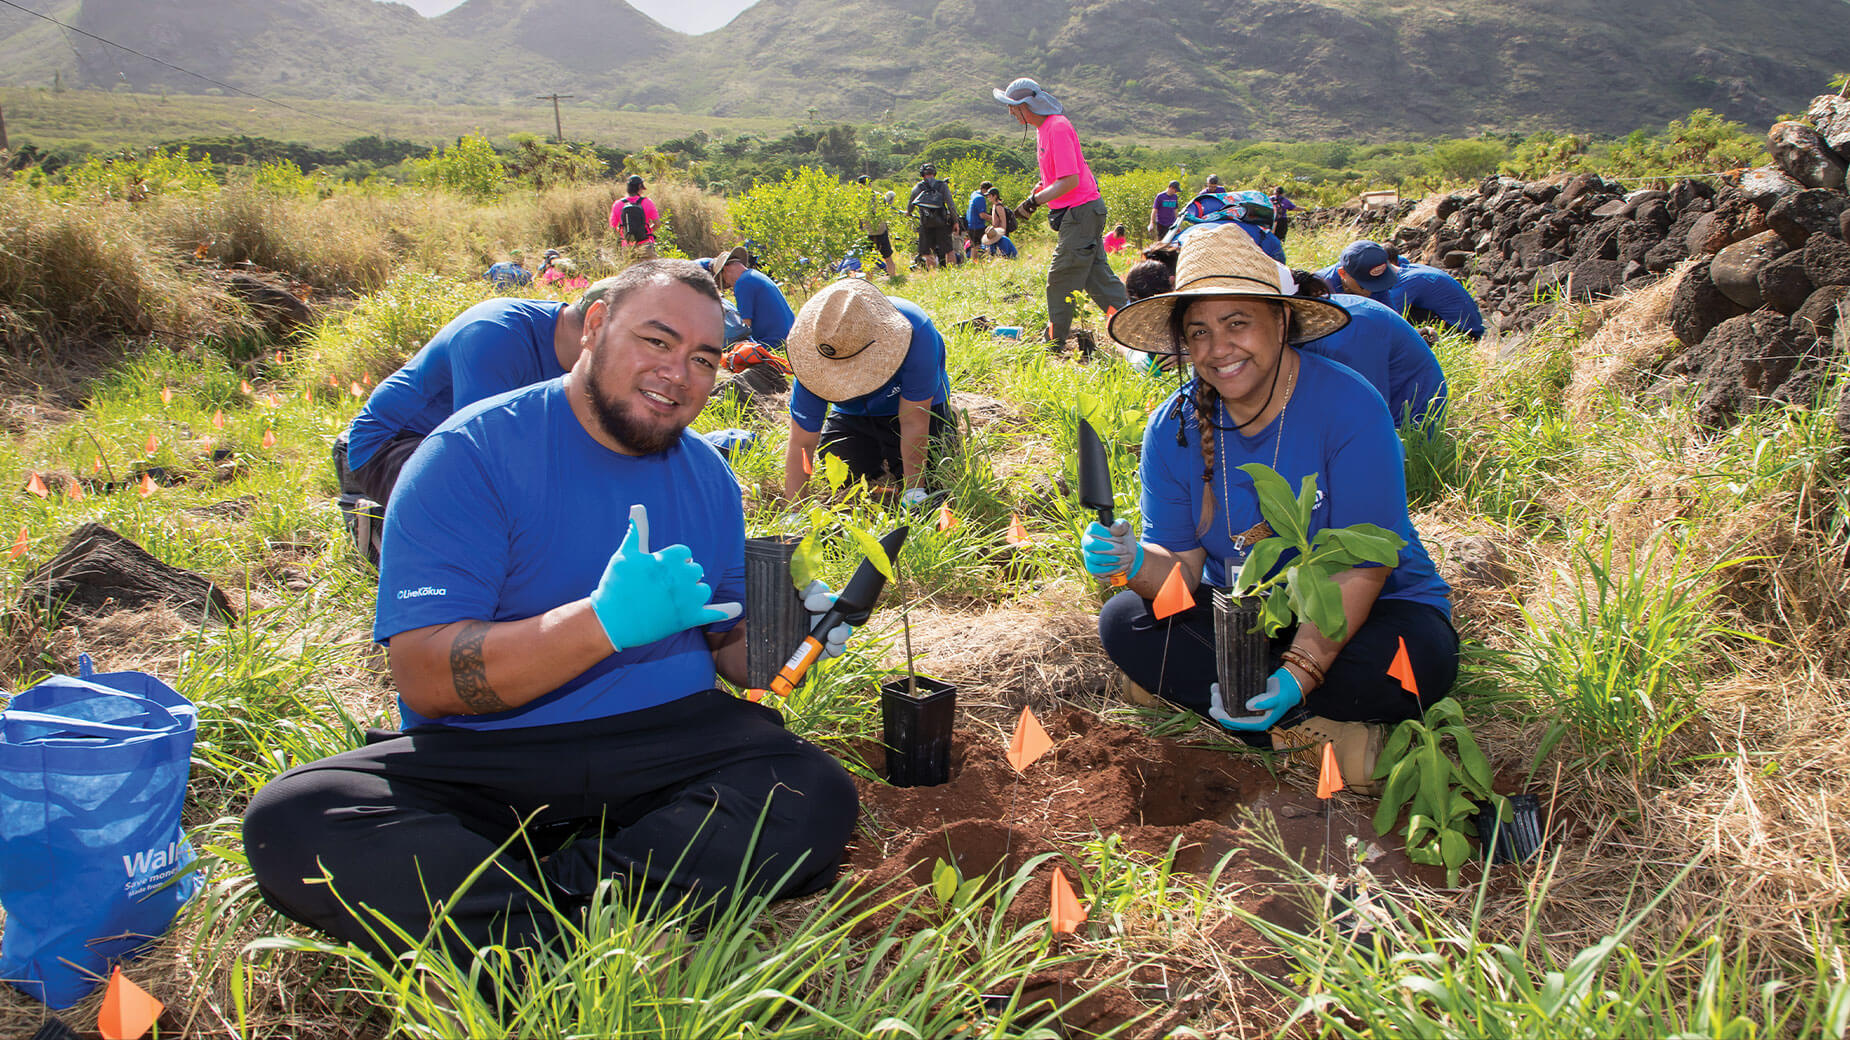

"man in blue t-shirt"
[338,287,610,505]
[782,278,953,508]
[1148,180,1180,238]
[702,245,796,348]
[245,261,859,970]
[1298,292,1449,429]
[965,181,992,258]
[483,252,532,288]
[1318,241,1484,339]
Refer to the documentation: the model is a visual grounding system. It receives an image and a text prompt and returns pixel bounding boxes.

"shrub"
[412,133,506,202]
[728,167,864,288]
[649,178,733,260]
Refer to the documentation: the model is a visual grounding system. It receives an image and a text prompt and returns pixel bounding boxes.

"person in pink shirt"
[611,175,661,258]
[1103,224,1129,253]
[993,78,1128,351]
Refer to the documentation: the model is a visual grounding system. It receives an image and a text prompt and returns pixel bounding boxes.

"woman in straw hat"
[782,277,954,506]
[1082,225,1457,783]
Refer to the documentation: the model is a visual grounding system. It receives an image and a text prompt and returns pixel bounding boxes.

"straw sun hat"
[785,277,913,402]
[1107,225,1350,355]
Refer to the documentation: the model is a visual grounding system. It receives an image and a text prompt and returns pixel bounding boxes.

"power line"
[0,0,376,137]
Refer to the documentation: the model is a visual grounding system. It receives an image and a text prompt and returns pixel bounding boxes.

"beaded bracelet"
[1280,646,1326,689]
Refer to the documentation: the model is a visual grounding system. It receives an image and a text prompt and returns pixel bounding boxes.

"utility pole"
[0,104,8,153]
[535,93,574,144]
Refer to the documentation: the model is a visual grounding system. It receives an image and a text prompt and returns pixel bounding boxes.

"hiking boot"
[1271,716,1387,795]
[1119,671,1163,708]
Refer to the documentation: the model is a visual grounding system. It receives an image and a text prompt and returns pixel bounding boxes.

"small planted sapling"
[1371,698,1506,885]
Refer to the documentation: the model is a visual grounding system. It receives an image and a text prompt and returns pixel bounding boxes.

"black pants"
[242,691,857,964]
[818,408,957,487]
[1097,589,1456,727]
[1273,218,1290,242]
[867,231,893,263]
[333,428,424,505]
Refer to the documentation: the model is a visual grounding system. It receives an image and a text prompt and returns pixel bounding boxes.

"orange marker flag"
[936,502,956,532]
[211,409,225,429]
[1050,867,1087,935]
[1317,741,1345,800]
[799,451,813,475]
[274,350,285,364]
[144,432,158,455]
[138,473,156,497]
[7,526,27,559]
[1005,705,1053,773]
[264,393,280,408]
[159,386,173,405]
[1151,561,1195,620]
[1387,636,1419,698]
[1006,513,1031,546]
[26,471,48,498]
[240,379,253,395]
[98,965,164,1040]
[67,477,84,501]
[261,428,277,449]
[350,381,363,398]
[363,372,374,386]
[327,373,339,388]
[302,386,312,403]
[91,454,104,473]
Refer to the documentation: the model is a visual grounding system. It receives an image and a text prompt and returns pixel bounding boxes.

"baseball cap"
[1338,240,1400,293]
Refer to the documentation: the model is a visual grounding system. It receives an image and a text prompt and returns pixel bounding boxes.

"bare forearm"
[709,626,747,688]
[784,421,821,499]
[389,602,614,718]
[1122,543,1202,600]
[1285,567,1389,691]
[897,404,932,488]
[1034,174,1080,204]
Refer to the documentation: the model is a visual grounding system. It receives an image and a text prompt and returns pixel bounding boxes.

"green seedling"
[1372,698,1503,885]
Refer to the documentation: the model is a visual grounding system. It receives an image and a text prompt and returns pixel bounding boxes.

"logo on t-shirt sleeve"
[395,585,448,600]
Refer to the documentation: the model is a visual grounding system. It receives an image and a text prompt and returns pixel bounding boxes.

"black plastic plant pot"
[744,535,809,691]
[1477,793,1546,864]
[1212,588,1269,707]
[881,675,957,788]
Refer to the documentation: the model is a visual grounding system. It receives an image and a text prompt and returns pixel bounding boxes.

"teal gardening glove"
[1208,666,1304,732]
[1080,519,1144,580]
[588,504,742,652]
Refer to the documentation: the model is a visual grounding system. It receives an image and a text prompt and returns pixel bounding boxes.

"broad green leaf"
[1407,843,1442,866]
[1426,697,1465,725]
[1320,524,1406,567]
[931,858,959,905]
[845,521,895,580]
[1440,828,1470,871]
[1452,728,1495,797]
[1376,720,1417,778]
[1286,563,1348,642]
[1296,472,1319,541]
[1260,586,1294,634]
[1234,536,1288,594]
[822,451,850,491]
[1419,747,1447,807]
[791,532,826,590]
[1076,392,1101,427]
[1448,789,1479,822]
[1237,463,1309,550]
[1374,758,1417,835]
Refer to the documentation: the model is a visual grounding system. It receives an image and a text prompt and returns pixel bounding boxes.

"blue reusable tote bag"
[0,658,202,1007]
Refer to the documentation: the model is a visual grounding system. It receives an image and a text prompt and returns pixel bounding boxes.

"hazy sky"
[383,0,760,35]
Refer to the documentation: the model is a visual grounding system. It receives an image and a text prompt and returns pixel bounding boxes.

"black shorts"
[916,223,952,259]
[819,408,958,486]
[867,231,893,259]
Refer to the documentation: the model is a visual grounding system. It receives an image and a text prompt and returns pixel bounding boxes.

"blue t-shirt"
[375,379,746,732]
[484,261,532,288]
[1381,264,1484,339]
[1136,353,1450,616]
[1298,294,1448,426]
[1173,220,1286,263]
[732,268,795,347]
[966,190,989,233]
[346,298,568,471]
[1152,189,1180,229]
[988,235,1018,259]
[789,296,950,432]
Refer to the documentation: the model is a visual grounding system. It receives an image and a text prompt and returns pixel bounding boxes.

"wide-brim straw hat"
[982,226,1003,245]
[786,277,913,402]
[1108,224,1350,355]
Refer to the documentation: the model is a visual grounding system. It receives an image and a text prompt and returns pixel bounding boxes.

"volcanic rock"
[1688,311,1813,427]
[1668,260,1748,346]
[1768,121,1847,190]
[1711,230,1792,308]
[1738,166,1805,208]
[1766,189,1846,248]
[1803,233,1850,288]
[1757,252,1815,314]
[20,523,237,623]
[1808,94,1850,158]
[1790,285,1850,340]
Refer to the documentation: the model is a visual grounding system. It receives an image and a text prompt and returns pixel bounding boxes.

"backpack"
[1002,204,1018,236]
[1174,189,1275,235]
[619,195,649,242]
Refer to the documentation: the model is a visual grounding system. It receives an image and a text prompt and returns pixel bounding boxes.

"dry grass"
[903,582,1118,722]
[651,178,735,260]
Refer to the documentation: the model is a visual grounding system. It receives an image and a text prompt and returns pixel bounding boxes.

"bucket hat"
[992,78,1063,116]
[785,277,914,402]
[1108,225,1350,355]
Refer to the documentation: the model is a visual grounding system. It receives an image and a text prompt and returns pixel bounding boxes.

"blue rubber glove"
[1081,519,1144,580]
[1208,666,1304,732]
[588,504,742,652]
[900,487,929,509]
[799,579,854,659]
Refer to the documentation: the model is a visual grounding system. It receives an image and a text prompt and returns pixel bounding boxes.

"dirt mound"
[840,708,1440,1037]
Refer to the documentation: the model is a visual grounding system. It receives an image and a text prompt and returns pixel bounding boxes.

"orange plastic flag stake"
[1151,562,1195,620]
[1387,636,1419,698]
[8,526,27,559]
[264,393,280,408]
[211,409,225,429]
[1317,741,1345,800]
[350,381,364,398]
[302,386,312,403]
[262,428,277,448]
[1005,706,1053,773]
[275,350,285,364]
[144,433,158,455]
[91,455,104,473]
[98,965,164,1040]
[159,386,173,405]
[364,372,374,386]
[1006,513,1031,546]
[1049,867,1087,934]
[26,472,48,498]
[936,502,956,532]
[327,373,339,388]
[68,477,84,502]
[240,380,253,395]
[138,474,156,497]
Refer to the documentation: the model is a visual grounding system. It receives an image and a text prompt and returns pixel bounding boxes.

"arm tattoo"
[450,621,507,714]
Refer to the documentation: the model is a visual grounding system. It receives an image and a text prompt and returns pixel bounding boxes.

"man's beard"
[584,368,686,455]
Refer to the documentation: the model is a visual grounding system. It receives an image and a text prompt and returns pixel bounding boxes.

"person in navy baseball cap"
[1318,240,1401,295]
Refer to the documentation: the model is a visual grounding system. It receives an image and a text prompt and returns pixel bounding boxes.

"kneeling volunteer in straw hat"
[783,277,953,507]
[1083,224,1457,785]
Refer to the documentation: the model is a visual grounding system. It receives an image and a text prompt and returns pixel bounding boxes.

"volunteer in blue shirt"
[1318,240,1485,339]
[1083,226,1457,785]
[245,261,860,969]
[338,285,610,504]
[966,181,992,258]
[1290,273,1449,429]
[782,277,953,508]
[703,244,797,348]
